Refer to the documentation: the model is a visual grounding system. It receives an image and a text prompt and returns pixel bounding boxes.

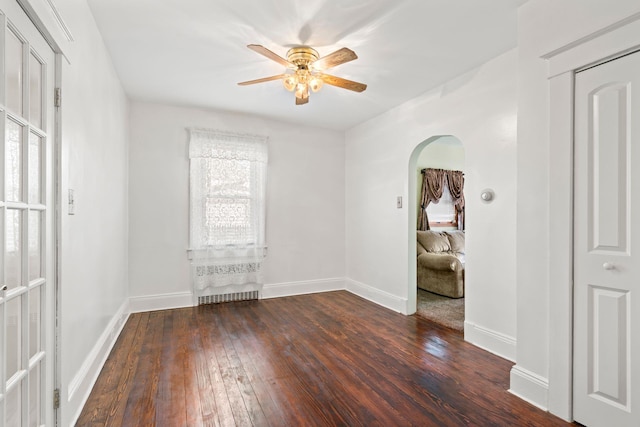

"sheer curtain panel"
[189,129,268,297]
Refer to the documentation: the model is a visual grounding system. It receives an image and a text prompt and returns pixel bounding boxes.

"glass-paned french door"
[0,2,55,426]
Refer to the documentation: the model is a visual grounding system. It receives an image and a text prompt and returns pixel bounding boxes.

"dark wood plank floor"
[77,291,577,426]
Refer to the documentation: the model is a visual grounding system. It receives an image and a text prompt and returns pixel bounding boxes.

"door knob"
[603,262,615,271]
[0,285,6,291]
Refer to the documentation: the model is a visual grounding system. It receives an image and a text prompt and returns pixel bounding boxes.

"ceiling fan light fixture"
[283,75,297,91]
[309,77,323,92]
[295,83,308,99]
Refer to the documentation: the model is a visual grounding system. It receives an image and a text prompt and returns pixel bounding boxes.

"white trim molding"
[542,12,640,422]
[547,71,575,420]
[345,278,407,313]
[262,278,345,299]
[509,365,550,412]
[464,321,516,362]
[42,0,74,41]
[15,0,73,61]
[67,300,130,426]
[129,291,194,313]
[542,12,640,77]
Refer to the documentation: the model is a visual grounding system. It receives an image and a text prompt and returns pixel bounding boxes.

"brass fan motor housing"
[286,47,319,68]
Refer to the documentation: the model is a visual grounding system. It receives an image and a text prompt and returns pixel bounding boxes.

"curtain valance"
[418,168,465,231]
[189,128,268,161]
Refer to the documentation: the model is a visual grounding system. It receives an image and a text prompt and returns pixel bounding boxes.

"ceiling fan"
[238,44,367,105]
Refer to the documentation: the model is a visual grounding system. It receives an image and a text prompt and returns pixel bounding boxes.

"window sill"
[187,246,268,260]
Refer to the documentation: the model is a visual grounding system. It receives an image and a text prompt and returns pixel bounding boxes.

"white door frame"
[544,12,640,421]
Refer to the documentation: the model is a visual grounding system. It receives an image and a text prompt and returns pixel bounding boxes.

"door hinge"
[54,88,61,108]
[53,388,60,410]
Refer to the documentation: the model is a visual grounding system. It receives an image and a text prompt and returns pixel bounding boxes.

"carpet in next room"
[416,288,464,331]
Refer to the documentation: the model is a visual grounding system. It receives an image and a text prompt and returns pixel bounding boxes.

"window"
[202,156,255,246]
[426,180,458,229]
[418,168,464,231]
[188,129,267,293]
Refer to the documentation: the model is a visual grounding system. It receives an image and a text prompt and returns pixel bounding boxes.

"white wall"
[53,0,130,425]
[513,0,640,415]
[128,101,345,304]
[345,49,518,357]
[416,136,465,172]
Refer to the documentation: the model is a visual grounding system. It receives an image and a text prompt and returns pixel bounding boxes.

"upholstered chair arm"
[417,242,427,257]
[417,253,463,272]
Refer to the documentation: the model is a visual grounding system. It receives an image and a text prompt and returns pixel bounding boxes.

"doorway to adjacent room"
[409,136,465,332]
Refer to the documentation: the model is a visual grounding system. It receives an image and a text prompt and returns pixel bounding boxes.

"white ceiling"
[86,0,525,131]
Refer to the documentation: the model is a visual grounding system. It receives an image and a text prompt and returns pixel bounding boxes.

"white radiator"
[197,290,259,305]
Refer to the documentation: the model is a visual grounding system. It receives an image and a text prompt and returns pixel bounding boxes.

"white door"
[574,50,640,426]
[0,2,56,426]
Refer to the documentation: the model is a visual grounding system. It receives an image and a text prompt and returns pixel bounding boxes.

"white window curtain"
[189,128,268,296]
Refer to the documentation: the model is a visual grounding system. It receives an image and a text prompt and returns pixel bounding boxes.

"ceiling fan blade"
[238,74,288,86]
[312,47,358,70]
[247,44,294,68]
[319,74,367,92]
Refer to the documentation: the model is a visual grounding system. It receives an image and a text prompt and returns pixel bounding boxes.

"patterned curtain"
[189,129,268,297]
[446,170,465,230]
[418,168,446,231]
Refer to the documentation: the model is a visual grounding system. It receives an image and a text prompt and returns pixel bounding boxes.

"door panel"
[574,50,640,427]
[589,286,629,406]
[589,83,629,252]
[0,3,55,426]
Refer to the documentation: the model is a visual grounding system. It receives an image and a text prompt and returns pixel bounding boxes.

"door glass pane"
[29,210,41,281]
[6,209,23,289]
[6,120,23,202]
[29,286,41,358]
[29,53,43,128]
[7,295,22,379]
[29,132,42,204]
[29,362,41,427]
[6,28,24,116]
[6,381,23,426]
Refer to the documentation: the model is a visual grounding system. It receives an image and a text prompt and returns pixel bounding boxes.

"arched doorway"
[408,135,465,331]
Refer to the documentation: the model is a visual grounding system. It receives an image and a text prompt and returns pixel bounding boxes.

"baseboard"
[345,278,407,313]
[509,365,549,411]
[67,299,130,426]
[464,321,516,362]
[129,291,194,313]
[262,278,345,299]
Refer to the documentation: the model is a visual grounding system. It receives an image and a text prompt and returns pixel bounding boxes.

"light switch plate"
[68,189,75,215]
[397,196,402,208]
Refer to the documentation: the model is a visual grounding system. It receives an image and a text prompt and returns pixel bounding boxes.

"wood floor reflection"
[76,291,576,426]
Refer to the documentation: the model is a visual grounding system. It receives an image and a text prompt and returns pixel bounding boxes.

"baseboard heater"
[198,291,259,305]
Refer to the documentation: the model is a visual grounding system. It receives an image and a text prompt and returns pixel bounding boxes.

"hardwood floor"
[77,291,576,426]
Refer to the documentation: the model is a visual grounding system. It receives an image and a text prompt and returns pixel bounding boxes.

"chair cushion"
[417,231,451,253]
[445,231,465,254]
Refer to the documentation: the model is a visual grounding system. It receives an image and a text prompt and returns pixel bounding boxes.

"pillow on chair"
[417,231,451,253]
[445,231,465,254]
